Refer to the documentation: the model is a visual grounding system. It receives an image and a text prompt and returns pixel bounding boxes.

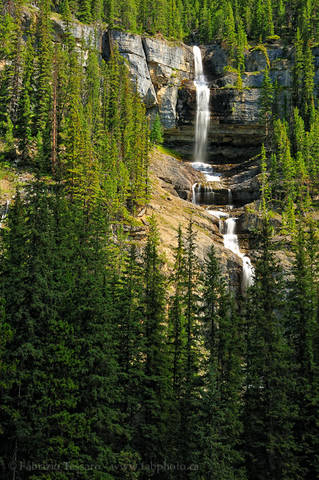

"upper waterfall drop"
[193,46,210,164]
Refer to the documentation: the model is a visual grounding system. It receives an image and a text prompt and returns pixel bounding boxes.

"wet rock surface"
[150,150,205,201]
[145,149,243,288]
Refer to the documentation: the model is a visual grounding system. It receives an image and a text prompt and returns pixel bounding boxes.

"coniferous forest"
[0,0,319,479]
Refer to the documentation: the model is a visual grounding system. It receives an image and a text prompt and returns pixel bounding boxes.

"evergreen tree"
[197,245,246,480]
[260,144,272,213]
[0,183,121,478]
[167,225,187,470]
[178,218,200,474]
[260,68,274,135]
[17,36,35,161]
[137,216,171,475]
[288,222,319,479]
[115,244,145,465]
[34,0,53,171]
[150,113,164,145]
[244,220,298,480]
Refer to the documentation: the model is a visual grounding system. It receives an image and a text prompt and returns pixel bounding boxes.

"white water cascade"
[193,46,210,165]
[191,46,254,292]
[223,217,254,292]
[0,200,10,229]
[192,183,198,204]
[192,46,220,204]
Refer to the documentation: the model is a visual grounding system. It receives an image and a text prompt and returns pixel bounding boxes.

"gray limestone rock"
[157,86,179,128]
[52,17,101,51]
[269,69,292,88]
[245,49,268,72]
[204,44,229,77]
[108,30,145,57]
[142,37,193,72]
[105,31,157,108]
[229,89,261,123]
[242,73,264,88]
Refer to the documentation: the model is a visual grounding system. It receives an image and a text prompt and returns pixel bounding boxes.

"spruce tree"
[244,219,298,480]
[287,222,319,479]
[178,218,200,474]
[137,216,171,475]
[150,113,164,145]
[197,245,246,480]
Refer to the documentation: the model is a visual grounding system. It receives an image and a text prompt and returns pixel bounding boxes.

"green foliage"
[244,220,298,480]
[150,113,164,145]
[6,0,316,44]
[197,245,246,480]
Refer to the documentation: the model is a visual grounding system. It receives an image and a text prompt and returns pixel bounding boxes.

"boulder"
[150,149,204,200]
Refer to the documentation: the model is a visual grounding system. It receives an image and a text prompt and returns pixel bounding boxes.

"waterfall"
[223,217,254,292]
[191,46,254,292]
[242,256,254,292]
[223,218,241,256]
[0,200,10,229]
[192,183,198,205]
[227,189,233,209]
[193,46,210,164]
[192,46,213,204]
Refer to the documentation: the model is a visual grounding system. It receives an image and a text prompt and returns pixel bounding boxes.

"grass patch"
[156,145,184,161]
[0,162,16,197]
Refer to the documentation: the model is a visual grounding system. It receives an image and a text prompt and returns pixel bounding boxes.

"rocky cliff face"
[105,31,319,212]
[103,31,194,128]
[105,32,319,164]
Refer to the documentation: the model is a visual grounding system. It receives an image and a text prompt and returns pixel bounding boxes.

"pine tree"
[260,68,274,135]
[293,28,304,111]
[78,0,92,22]
[0,183,121,478]
[287,222,319,479]
[260,144,272,213]
[34,0,53,171]
[17,36,35,161]
[224,2,236,59]
[303,41,315,127]
[197,245,246,480]
[150,113,164,145]
[115,244,145,458]
[137,216,171,474]
[244,219,298,480]
[177,218,200,473]
[167,225,187,470]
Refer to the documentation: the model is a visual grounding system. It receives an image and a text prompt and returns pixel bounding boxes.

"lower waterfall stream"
[223,218,254,292]
[0,200,10,229]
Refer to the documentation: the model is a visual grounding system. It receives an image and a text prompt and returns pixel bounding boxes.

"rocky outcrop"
[20,6,103,67]
[150,149,204,200]
[103,31,157,108]
[146,149,243,288]
[100,31,319,167]
[103,31,194,126]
